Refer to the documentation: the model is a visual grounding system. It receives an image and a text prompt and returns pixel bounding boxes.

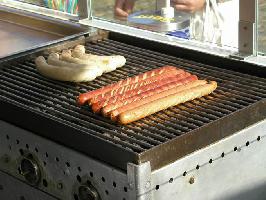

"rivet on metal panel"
[238,21,255,54]
[57,182,63,190]
[129,182,134,189]
[145,181,151,189]
[189,177,195,184]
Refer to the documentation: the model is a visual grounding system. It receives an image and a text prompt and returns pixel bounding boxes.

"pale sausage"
[35,56,98,82]
[72,45,126,72]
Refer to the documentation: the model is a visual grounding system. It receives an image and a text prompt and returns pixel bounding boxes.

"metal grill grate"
[0,38,265,170]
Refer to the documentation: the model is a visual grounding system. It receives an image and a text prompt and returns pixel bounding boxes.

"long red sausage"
[78,66,181,105]
[109,76,200,120]
[103,75,198,116]
[89,69,185,105]
[91,72,191,113]
[78,66,179,105]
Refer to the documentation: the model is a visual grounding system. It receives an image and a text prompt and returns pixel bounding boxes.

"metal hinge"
[238,0,256,55]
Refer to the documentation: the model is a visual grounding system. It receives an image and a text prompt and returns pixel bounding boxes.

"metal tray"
[0,9,87,59]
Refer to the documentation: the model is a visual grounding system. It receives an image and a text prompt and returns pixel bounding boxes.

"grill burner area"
[0,38,265,171]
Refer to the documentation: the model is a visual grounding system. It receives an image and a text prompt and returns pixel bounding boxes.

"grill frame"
[0,34,265,171]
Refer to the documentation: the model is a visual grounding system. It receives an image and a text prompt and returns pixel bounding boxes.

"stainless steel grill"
[0,38,265,171]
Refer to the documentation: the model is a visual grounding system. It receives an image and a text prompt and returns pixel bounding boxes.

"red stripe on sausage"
[91,72,191,113]
[89,69,185,105]
[77,66,179,105]
[109,75,198,120]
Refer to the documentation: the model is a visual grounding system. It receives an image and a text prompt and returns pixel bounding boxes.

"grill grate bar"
[194,98,238,113]
[185,101,229,117]
[123,124,172,141]
[163,109,206,126]
[141,115,190,136]
[154,113,199,130]
[205,95,243,110]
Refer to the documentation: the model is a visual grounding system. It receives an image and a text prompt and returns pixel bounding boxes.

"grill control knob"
[78,184,101,200]
[19,153,41,186]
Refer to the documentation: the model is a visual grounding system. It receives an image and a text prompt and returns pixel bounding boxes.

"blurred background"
[15,0,266,54]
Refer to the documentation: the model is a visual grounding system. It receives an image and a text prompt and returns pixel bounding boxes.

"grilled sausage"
[72,45,126,72]
[60,50,88,64]
[117,81,217,124]
[60,50,97,67]
[91,72,191,113]
[90,69,185,105]
[110,79,206,120]
[77,66,180,105]
[101,75,198,116]
[73,44,86,54]
[35,56,98,82]
[48,53,103,76]
[48,52,79,67]
[110,80,208,121]
[60,50,107,75]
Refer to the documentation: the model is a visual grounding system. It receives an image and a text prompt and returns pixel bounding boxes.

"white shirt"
[190,0,239,48]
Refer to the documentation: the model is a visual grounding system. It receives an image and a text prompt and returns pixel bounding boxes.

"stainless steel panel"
[147,120,266,200]
[0,120,130,200]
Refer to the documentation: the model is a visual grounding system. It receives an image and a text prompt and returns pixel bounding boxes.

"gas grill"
[0,1,266,200]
